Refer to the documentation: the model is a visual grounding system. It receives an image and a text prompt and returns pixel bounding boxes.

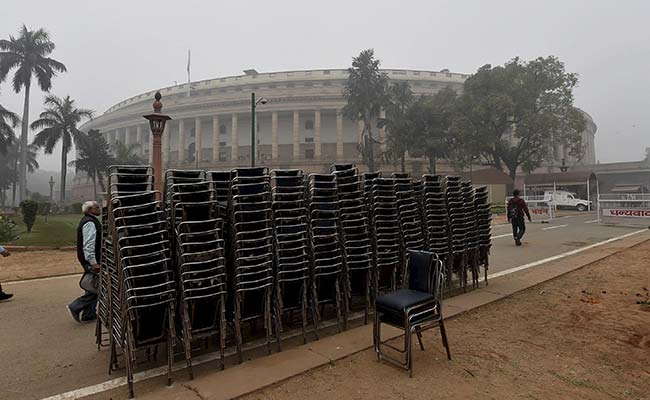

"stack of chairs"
[107,166,176,398]
[270,169,310,347]
[97,205,111,349]
[229,167,274,362]
[167,176,227,377]
[206,171,233,222]
[474,186,492,284]
[306,173,345,335]
[461,181,481,289]
[422,175,452,288]
[370,177,401,294]
[331,164,374,324]
[393,173,426,284]
[444,176,469,291]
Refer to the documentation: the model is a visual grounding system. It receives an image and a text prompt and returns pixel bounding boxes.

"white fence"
[505,196,555,223]
[598,194,650,227]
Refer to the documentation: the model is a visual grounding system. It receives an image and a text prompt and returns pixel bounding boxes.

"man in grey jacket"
[67,201,101,323]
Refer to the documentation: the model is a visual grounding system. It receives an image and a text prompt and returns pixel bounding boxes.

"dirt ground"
[0,250,80,282]
[243,241,650,400]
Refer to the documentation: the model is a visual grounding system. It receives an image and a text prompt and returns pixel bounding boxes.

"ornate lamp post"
[144,92,171,198]
[46,176,55,223]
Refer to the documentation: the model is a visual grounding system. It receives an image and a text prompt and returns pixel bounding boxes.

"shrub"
[0,216,18,242]
[67,202,83,214]
[20,200,39,233]
[37,202,52,216]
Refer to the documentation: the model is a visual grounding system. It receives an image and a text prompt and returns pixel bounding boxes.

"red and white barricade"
[505,196,555,223]
[598,194,650,227]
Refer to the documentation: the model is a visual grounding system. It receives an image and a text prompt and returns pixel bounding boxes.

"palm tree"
[0,102,19,154]
[5,142,39,205]
[31,95,93,202]
[69,129,114,200]
[0,25,66,202]
[111,140,145,165]
[343,49,389,172]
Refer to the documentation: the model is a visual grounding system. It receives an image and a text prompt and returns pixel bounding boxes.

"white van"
[543,190,591,211]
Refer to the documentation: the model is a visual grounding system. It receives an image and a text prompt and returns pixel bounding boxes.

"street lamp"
[251,92,267,167]
[46,176,54,223]
[144,91,172,199]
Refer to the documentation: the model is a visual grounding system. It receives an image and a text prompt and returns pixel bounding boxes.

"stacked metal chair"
[474,186,492,284]
[229,167,274,362]
[393,173,426,284]
[422,175,452,288]
[107,166,176,398]
[444,175,469,291]
[96,205,112,349]
[306,173,345,335]
[166,173,227,377]
[461,181,481,289]
[331,164,374,324]
[270,169,310,347]
[369,177,401,293]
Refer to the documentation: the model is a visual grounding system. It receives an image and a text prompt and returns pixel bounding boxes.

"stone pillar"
[136,125,144,156]
[195,117,202,164]
[314,110,321,158]
[212,116,220,162]
[125,126,132,146]
[292,111,300,159]
[357,120,364,142]
[178,119,186,164]
[271,112,278,159]
[379,109,387,152]
[119,128,126,144]
[336,112,344,159]
[162,122,170,165]
[231,114,238,161]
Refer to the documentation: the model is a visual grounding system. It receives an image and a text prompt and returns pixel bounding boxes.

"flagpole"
[187,49,191,97]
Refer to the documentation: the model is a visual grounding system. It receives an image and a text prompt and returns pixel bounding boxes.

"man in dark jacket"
[67,201,101,323]
[507,189,532,246]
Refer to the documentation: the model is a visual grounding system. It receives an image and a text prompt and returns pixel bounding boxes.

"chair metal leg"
[406,324,413,378]
[311,280,321,339]
[439,319,451,360]
[300,283,308,344]
[265,288,272,355]
[167,307,175,386]
[219,298,226,370]
[274,284,283,352]
[234,294,243,364]
[415,326,425,351]
[335,278,344,332]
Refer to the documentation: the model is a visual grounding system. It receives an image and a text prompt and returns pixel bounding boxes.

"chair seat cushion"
[376,289,434,314]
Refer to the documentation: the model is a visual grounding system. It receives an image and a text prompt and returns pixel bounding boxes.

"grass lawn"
[8,214,80,247]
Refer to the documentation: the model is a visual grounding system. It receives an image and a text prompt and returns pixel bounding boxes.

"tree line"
[0,26,143,206]
[343,49,587,180]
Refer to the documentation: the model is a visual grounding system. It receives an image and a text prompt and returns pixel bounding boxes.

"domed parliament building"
[75,68,596,197]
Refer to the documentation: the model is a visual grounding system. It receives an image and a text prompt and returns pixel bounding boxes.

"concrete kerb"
[3,245,75,252]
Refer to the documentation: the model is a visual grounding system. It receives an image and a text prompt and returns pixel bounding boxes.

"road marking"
[541,224,568,231]
[584,219,599,224]
[492,233,512,239]
[37,228,650,400]
[487,229,647,280]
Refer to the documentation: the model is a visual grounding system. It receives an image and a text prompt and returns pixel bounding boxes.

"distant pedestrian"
[507,189,532,246]
[0,245,13,302]
[67,201,101,323]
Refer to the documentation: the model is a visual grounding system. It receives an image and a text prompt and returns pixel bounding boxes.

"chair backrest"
[405,250,444,300]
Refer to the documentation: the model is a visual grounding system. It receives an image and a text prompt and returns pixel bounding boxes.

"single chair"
[373,250,450,377]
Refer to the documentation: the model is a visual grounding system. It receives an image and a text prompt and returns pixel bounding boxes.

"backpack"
[508,198,523,220]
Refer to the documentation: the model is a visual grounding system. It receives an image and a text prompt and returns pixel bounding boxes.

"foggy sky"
[1,0,649,171]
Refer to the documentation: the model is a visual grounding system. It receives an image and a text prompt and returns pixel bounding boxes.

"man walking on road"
[507,189,532,246]
[67,201,102,323]
[0,245,13,302]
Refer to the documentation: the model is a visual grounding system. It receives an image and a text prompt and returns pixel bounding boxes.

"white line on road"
[38,228,649,400]
[492,233,512,239]
[584,219,599,224]
[487,229,646,280]
[541,224,568,231]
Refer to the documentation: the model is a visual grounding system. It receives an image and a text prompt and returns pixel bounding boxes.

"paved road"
[0,212,644,400]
